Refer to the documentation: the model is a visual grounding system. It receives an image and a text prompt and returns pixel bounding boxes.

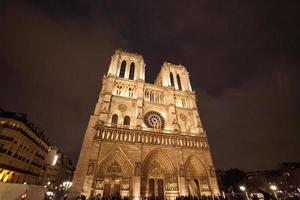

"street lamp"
[239,185,249,200]
[62,181,72,190]
[270,185,278,199]
[239,186,246,191]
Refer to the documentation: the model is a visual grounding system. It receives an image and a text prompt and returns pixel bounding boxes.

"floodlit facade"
[71,50,220,199]
[0,110,50,185]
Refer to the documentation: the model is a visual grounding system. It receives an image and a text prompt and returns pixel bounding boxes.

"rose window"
[144,111,165,129]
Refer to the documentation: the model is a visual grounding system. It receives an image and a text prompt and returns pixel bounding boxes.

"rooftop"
[0,109,50,146]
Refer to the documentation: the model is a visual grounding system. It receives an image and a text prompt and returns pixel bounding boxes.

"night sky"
[1,0,299,171]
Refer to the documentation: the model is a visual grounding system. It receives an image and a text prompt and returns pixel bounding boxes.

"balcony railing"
[94,125,209,149]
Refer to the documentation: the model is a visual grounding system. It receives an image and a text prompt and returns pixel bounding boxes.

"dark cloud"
[0,0,299,170]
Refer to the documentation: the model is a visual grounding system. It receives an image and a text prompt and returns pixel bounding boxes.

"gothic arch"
[119,60,126,78]
[184,155,211,195]
[170,72,175,87]
[129,62,135,80]
[141,149,178,198]
[142,149,177,178]
[124,115,130,126]
[96,147,134,178]
[111,114,118,125]
[184,155,208,179]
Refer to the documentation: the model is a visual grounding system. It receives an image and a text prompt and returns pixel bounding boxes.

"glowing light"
[240,186,246,191]
[0,169,14,182]
[270,185,277,191]
[62,181,72,189]
[46,191,54,196]
[52,155,58,165]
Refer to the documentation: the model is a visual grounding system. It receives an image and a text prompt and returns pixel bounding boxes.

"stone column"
[132,163,142,200]
[178,166,188,196]
[132,176,141,200]
[124,62,130,79]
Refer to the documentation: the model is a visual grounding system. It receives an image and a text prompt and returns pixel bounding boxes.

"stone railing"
[94,125,209,149]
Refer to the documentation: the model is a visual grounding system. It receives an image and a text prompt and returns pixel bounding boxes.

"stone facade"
[0,110,50,185]
[70,50,220,199]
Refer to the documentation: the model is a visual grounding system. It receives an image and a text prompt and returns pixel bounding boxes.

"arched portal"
[184,156,211,196]
[94,150,133,197]
[141,150,178,200]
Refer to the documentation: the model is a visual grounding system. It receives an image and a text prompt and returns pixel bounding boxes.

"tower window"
[177,74,182,90]
[112,114,118,125]
[128,86,135,98]
[129,63,135,80]
[124,116,130,126]
[119,61,126,78]
[170,72,175,87]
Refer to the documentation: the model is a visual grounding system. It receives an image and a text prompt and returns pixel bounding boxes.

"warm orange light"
[0,169,14,182]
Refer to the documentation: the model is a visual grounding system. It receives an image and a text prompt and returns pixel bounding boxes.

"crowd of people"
[76,195,232,200]
[74,194,300,200]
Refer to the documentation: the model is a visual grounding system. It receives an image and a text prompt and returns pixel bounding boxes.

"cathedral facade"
[71,50,219,199]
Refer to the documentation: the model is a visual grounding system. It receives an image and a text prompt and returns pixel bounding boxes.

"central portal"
[148,179,164,199]
[141,150,179,200]
[101,180,122,197]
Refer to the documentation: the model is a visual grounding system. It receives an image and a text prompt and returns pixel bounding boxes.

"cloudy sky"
[1,0,299,170]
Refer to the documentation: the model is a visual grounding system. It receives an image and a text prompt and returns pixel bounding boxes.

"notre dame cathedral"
[70,50,220,199]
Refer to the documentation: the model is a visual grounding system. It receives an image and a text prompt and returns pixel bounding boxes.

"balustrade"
[95,125,208,149]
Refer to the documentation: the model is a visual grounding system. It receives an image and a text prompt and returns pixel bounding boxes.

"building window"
[170,72,175,87]
[128,86,134,98]
[112,114,118,125]
[150,91,154,102]
[116,84,122,95]
[119,61,126,78]
[144,111,165,129]
[124,116,130,126]
[177,74,182,90]
[144,90,150,100]
[129,62,135,80]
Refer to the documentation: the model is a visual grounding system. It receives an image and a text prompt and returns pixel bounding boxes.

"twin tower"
[70,50,219,199]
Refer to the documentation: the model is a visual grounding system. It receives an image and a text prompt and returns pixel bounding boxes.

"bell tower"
[155,62,192,91]
[70,50,220,200]
[107,49,145,81]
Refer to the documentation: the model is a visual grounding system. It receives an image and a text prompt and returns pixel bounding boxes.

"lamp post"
[239,186,249,200]
[270,185,278,199]
[62,181,72,190]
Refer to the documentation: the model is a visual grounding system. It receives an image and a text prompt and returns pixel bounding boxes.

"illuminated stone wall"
[0,113,50,185]
[70,50,220,199]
